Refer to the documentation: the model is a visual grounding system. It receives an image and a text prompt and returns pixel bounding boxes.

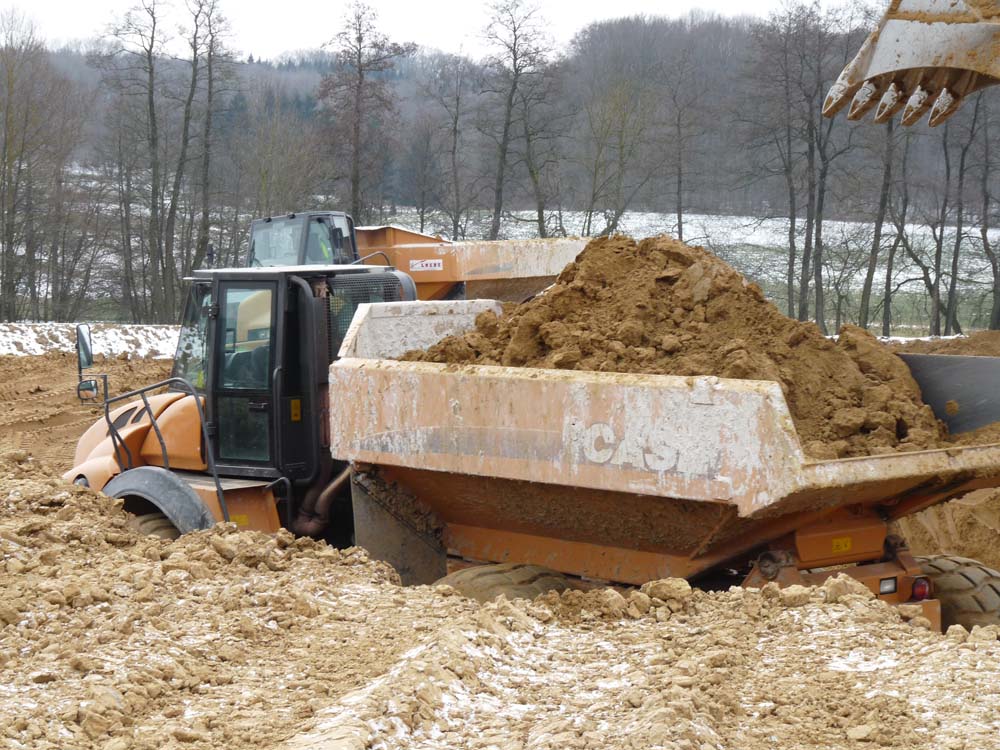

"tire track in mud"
[0,353,172,472]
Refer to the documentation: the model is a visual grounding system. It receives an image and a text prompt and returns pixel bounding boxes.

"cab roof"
[186,264,393,281]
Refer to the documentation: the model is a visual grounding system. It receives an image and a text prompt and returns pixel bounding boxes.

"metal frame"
[103,377,229,522]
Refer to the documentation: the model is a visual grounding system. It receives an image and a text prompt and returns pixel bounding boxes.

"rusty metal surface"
[330,301,1000,576]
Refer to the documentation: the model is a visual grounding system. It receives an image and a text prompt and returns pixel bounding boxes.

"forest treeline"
[0,0,998,335]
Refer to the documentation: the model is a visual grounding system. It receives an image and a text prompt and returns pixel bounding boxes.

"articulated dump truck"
[329,300,1000,632]
[246,210,587,302]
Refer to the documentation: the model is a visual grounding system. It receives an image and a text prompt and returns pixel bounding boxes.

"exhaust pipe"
[292,467,352,538]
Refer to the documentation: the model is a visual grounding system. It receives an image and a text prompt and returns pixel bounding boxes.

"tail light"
[911,577,931,601]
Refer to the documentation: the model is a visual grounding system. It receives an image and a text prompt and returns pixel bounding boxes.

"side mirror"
[332,226,345,251]
[76,324,94,371]
[77,378,100,401]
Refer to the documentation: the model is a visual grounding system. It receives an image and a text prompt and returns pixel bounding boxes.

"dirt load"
[0,353,171,472]
[3,453,1000,750]
[406,235,950,459]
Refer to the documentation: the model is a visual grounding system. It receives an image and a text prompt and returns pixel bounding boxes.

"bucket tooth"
[873,82,905,124]
[823,76,856,118]
[928,88,962,127]
[901,86,932,126]
[847,80,879,120]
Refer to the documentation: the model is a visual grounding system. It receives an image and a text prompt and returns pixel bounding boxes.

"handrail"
[102,377,230,522]
[352,251,391,266]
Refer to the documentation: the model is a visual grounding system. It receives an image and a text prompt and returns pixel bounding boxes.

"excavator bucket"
[824,0,1000,126]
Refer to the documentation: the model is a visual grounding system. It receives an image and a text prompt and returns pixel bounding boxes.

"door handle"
[248,400,269,411]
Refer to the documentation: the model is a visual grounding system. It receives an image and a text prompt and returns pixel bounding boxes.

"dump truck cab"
[247,212,359,267]
[66,264,416,543]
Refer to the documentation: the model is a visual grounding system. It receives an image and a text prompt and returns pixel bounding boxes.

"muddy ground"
[4,277,1000,747]
[0,353,172,473]
[2,453,1000,750]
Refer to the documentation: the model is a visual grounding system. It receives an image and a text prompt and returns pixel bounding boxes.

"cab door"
[212,281,279,476]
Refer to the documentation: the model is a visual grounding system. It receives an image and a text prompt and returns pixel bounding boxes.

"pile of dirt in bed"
[405,235,944,459]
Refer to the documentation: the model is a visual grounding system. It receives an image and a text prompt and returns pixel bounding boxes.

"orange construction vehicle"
[64,1,1000,632]
[245,210,586,302]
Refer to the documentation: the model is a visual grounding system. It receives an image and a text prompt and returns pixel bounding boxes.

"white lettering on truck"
[577,422,677,471]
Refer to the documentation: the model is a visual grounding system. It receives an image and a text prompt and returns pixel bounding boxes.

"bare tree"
[481,0,546,240]
[658,42,701,242]
[857,121,895,329]
[319,1,414,222]
[422,53,484,240]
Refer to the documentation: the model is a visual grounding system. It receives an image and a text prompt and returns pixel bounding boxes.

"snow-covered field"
[0,322,179,358]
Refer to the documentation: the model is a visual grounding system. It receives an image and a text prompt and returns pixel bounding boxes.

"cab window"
[220,287,273,390]
[171,283,211,390]
[305,218,334,264]
[248,217,304,266]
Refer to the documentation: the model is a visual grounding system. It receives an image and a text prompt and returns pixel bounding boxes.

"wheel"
[436,563,572,603]
[73,476,89,487]
[126,512,181,541]
[916,554,1000,629]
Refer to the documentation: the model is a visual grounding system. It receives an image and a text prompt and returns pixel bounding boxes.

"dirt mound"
[288,575,1000,750]
[406,235,944,458]
[893,488,1000,570]
[4,453,1000,750]
[0,452,477,749]
[893,330,1000,356]
[0,353,171,472]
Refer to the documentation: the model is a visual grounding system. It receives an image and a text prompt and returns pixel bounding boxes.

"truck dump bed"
[330,301,1000,583]
[356,226,587,301]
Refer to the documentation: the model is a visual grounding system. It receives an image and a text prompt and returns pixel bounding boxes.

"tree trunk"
[144,12,163,322]
[195,27,216,272]
[675,114,684,242]
[163,21,202,319]
[785,170,797,318]
[798,127,816,322]
[813,160,829,334]
[489,75,519,241]
[881,233,901,337]
[945,97,980,335]
[859,121,894,329]
[519,92,546,238]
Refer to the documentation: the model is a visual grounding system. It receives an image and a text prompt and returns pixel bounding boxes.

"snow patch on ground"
[0,322,178,358]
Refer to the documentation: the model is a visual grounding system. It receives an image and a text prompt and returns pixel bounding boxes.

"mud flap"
[351,471,446,585]
[103,466,216,534]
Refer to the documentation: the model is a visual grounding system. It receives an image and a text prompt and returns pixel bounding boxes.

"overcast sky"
[24,0,804,59]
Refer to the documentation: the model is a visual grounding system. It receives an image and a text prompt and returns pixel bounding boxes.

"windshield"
[171,283,212,390]
[249,215,355,266]
[248,216,305,266]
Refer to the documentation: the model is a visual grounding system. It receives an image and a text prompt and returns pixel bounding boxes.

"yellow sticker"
[230,514,250,527]
[290,399,302,422]
[832,536,852,554]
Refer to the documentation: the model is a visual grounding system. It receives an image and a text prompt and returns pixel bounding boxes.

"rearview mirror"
[76,324,94,371]
[77,378,99,402]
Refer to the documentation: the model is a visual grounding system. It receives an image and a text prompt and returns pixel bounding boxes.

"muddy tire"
[436,563,572,603]
[127,512,181,541]
[916,555,1000,629]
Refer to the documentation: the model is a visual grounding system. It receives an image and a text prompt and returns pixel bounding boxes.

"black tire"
[127,512,181,541]
[436,563,572,603]
[916,554,1000,629]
